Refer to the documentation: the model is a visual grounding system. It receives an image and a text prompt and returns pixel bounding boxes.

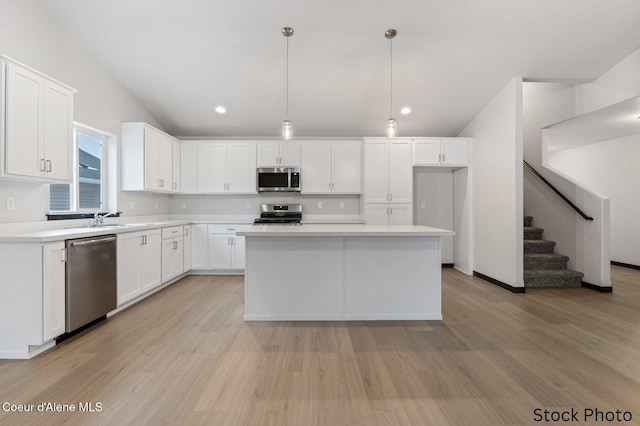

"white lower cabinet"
[190,224,246,271]
[162,225,184,283]
[42,242,66,342]
[190,224,209,270]
[183,225,192,272]
[117,229,162,306]
[0,241,66,358]
[208,225,245,270]
[161,226,184,283]
[364,203,413,225]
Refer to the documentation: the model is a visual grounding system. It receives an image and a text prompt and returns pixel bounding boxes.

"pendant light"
[385,29,397,137]
[282,27,294,140]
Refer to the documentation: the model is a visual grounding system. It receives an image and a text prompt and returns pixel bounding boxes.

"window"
[50,124,108,212]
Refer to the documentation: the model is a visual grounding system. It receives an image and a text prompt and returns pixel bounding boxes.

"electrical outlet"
[339,202,345,209]
[317,201,323,209]
[421,202,426,209]
[246,202,251,209]
[154,202,159,209]
[6,197,15,210]
[129,201,135,210]
[181,202,186,209]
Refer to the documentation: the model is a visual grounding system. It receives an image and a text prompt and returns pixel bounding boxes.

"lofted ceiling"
[39,0,640,138]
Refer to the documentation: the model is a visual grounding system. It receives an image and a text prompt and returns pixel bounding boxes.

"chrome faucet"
[93,210,118,227]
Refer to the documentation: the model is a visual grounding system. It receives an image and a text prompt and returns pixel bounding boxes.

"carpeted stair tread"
[524,268,584,288]
[524,226,544,240]
[524,253,569,260]
[522,216,585,287]
[524,253,569,269]
[524,269,583,278]
[524,239,555,253]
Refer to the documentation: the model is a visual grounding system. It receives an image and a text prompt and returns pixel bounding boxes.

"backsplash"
[170,194,361,218]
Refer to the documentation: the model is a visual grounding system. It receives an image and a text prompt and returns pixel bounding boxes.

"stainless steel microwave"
[257,167,301,192]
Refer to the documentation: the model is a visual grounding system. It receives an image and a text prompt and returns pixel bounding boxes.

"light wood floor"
[1,267,639,425]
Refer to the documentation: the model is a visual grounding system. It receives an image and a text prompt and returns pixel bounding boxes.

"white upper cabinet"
[413,138,469,166]
[227,143,257,193]
[180,142,198,193]
[195,142,257,194]
[1,57,75,183]
[121,122,175,193]
[172,139,181,192]
[257,142,300,166]
[364,138,412,204]
[302,141,361,194]
[197,143,227,193]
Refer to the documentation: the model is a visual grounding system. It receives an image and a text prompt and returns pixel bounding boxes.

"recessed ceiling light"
[400,107,411,115]
[215,106,226,114]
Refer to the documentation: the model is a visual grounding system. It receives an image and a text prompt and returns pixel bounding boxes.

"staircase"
[524,216,584,288]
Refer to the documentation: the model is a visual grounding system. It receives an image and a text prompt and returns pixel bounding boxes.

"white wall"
[459,78,523,287]
[576,48,640,115]
[549,134,640,266]
[0,0,168,224]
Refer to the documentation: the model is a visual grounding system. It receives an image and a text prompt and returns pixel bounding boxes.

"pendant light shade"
[282,27,294,140]
[386,118,397,138]
[282,120,293,140]
[385,29,397,137]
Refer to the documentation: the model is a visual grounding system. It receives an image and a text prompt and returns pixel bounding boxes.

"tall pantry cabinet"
[363,138,413,225]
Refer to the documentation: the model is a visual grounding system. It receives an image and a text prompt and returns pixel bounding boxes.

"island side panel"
[244,236,344,320]
[343,236,442,320]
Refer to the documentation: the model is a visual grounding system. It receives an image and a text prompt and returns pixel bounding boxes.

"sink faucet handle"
[93,209,103,226]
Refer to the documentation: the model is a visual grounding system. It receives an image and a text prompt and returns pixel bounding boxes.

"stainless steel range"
[253,204,302,225]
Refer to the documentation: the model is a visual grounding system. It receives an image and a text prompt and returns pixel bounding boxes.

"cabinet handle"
[231,237,235,245]
[40,159,46,172]
[159,179,164,188]
[46,160,52,172]
[184,228,189,236]
[173,182,177,190]
[60,248,67,263]
[389,193,393,201]
[390,207,393,215]
[173,241,178,250]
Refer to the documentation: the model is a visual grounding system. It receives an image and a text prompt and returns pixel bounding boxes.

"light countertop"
[0,220,191,243]
[237,224,454,237]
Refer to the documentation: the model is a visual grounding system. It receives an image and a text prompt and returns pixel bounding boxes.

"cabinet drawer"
[207,224,243,234]
[162,225,183,239]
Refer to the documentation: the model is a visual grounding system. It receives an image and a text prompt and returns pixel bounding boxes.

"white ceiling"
[39,0,640,138]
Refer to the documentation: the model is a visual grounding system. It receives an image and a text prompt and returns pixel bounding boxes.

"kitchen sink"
[65,223,133,229]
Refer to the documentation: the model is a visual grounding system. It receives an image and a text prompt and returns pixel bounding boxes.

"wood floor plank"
[1,266,639,425]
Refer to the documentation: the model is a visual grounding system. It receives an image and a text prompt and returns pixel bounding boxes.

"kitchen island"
[236,225,454,321]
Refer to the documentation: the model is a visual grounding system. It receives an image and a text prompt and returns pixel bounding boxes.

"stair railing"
[523,160,594,221]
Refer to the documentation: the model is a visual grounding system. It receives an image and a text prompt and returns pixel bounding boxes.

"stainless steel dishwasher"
[65,234,117,333]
